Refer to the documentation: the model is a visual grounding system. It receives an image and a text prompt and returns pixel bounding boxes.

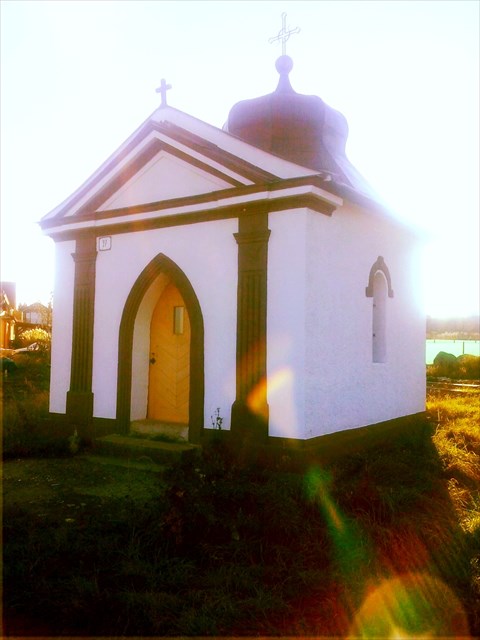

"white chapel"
[40,53,425,447]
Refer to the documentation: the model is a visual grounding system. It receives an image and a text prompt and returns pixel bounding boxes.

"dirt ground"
[2,455,165,522]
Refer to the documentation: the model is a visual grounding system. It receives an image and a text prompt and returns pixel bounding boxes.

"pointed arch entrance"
[116,254,204,443]
[147,281,191,423]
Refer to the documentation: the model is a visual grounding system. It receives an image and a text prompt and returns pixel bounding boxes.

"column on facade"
[231,207,270,441]
[66,233,97,431]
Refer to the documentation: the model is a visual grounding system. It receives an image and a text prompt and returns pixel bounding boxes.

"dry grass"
[429,390,480,533]
[426,389,480,633]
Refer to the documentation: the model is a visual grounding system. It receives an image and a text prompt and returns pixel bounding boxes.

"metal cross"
[268,12,300,56]
[156,78,172,107]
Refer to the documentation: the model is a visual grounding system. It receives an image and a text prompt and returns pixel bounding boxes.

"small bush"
[457,354,480,379]
[432,351,459,377]
[3,351,51,392]
[429,353,480,380]
[15,327,51,352]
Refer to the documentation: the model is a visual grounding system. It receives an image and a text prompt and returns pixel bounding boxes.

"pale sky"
[1,0,479,317]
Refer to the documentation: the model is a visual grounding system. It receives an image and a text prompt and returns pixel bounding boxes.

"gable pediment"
[42,119,281,225]
[98,146,235,212]
[63,132,255,220]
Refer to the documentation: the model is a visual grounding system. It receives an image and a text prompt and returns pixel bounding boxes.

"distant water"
[426,339,480,364]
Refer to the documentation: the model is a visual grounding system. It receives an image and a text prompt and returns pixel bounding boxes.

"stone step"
[93,434,201,465]
[130,419,188,442]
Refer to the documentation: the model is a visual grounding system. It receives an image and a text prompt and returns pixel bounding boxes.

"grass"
[2,359,479,636]
[429,390,480,535]
[1,351,73,459]
[426,390,480,636]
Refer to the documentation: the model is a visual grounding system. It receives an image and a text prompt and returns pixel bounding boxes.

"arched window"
[372,271,387,363]
[365,256,394,364]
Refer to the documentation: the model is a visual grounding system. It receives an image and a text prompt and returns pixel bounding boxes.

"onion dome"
[226,56,374,196]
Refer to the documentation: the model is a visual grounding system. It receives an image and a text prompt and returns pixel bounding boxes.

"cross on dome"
[156,78,172,108]
[268,12,300,56]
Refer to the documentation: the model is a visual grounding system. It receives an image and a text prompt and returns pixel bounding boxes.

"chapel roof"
[40,53,404,233]
[225,55,377,200]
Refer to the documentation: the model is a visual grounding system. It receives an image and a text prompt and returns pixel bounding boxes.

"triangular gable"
[98,147,236,212]
[41,114,283,225]
[78,125,285,219]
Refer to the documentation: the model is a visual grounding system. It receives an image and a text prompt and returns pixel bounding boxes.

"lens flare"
[305,466,345,533]
[303,468,470,638]
[246,376,268,421]
[348,573,470,638]
[247,367,299,436]
[305,465,372,611]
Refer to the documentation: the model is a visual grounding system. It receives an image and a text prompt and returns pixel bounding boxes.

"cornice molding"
[43,178,340,240]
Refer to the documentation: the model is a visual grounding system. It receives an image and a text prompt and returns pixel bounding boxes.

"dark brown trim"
[230,208,270,441]
[45,190,337,243]
[116,253,204,444]
[41,175,337,231]
[365,256,394,298]
[65,233,97,431]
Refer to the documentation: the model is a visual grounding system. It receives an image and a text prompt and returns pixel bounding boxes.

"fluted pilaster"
[231,209,270,440]
[66,234,97,429]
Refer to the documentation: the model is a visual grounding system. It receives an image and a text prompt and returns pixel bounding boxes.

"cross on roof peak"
[269,12,300,57]
[156,78,172,108]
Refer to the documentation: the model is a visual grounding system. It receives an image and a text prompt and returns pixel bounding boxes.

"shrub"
[3,352,51,391]
[432,351,459,377]
[429,352,480,380]
[457,354,480,380]
[16,327,51,352]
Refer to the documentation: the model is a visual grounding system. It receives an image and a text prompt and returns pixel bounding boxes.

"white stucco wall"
[49,240,75,413]
[267,210,308,439]
[266,204,425,440]
[303,203,425,437]
[91,217,238,429]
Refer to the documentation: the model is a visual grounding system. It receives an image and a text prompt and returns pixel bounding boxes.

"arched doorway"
[116,254,204,443]
[147,282,191,424]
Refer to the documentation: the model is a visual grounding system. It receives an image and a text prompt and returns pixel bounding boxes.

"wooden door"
[148,283,190,423]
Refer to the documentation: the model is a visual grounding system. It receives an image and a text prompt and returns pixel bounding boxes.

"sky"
[1,0,479,317]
